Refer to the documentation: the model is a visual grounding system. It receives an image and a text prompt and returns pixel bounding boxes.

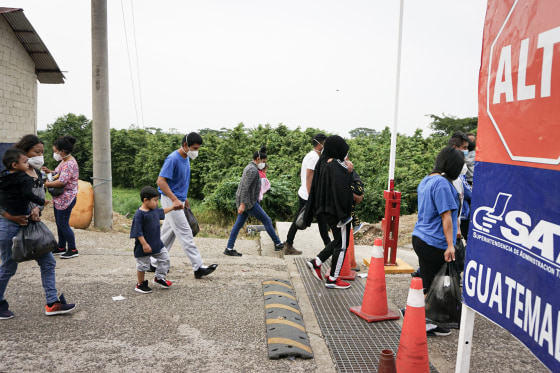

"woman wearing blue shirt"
[411,146,464,336]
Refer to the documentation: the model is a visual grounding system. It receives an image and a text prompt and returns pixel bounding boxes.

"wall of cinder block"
[0,16,38,146]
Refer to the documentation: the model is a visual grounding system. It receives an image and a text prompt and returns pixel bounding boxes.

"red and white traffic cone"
[350,238,399,321]
[396,277,430,373]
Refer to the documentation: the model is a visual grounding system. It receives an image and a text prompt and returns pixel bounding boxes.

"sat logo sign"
[466,0,560,371]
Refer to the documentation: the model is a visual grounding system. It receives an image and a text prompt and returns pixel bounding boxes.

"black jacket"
[303,154,353,227]
[0,170,45,216]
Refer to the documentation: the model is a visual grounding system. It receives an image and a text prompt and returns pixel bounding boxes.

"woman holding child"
[0,134,76,320]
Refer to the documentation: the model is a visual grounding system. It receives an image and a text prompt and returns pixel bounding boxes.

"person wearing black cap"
[283,133,331,255]
[302,135,354,289]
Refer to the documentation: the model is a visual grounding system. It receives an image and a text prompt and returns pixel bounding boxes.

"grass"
[112,187,237,239]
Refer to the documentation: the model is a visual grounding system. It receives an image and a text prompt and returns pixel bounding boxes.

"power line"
[130,1,145,129]
[120,0,143,128]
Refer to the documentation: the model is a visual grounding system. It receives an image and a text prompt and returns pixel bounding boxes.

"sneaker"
[223,248,242,257]
[353,222,364,235]
[325,277,351,289]
[153,277,172,289]
[61,249,79,259]
[0,300,14,320]
[135,280,152,294]
[52,247,66,255]
[147,265,156,273]
[194,264,218,279]
[45,294,76,316]
[306,260,323,281]
[283,243,302,255]
[427,324,451,337]
[274,242,285,251]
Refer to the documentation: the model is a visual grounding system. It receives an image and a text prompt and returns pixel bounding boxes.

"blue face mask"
[462,149,468,157]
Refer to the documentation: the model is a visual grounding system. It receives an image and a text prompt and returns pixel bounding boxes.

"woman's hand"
[41,166,53,174]
[238,203,245,215]
[444,245,456,262]
[29,207,41,222]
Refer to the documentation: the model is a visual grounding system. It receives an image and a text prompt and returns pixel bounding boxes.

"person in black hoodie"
[0,149,45,215]
[303,135,354,289]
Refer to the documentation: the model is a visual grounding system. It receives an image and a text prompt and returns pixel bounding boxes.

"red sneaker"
[306,260,323,281]
[325,278,351,289]
[153,277,172,289]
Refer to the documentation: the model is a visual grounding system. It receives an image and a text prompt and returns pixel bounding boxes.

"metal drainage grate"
[295,258,438,373]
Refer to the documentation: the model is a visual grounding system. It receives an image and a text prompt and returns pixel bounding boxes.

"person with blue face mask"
[448,132,469,156]
[156,132,217,279]
[224,146,285,257]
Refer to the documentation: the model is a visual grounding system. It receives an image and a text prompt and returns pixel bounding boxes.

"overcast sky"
[14,0,488,137]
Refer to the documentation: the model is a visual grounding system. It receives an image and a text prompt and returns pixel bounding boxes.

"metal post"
[91,0,113,229]
[382,0,404,264]
[387,0,404,191]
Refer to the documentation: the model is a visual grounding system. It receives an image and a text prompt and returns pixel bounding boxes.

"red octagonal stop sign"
[486,0,560,165]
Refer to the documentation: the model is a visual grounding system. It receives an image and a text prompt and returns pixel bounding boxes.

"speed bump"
[262,279,313,359]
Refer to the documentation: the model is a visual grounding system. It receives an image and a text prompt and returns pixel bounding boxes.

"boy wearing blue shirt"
[131,186,181,293]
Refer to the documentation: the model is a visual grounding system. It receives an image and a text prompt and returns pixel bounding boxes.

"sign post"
[459,1,560,371]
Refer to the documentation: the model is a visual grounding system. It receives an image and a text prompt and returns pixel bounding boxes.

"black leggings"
[412,235,447,294]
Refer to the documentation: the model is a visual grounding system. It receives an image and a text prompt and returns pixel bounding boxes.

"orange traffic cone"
[350,238,399,321]
[377,349,397,373]
[348,228,360,271]
[396,277,430,373]
[339,228,356,281]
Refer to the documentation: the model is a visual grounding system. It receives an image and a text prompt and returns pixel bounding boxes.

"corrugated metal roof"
[0,7,65,84]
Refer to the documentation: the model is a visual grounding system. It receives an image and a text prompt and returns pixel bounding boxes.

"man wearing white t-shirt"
[284,134,331,255]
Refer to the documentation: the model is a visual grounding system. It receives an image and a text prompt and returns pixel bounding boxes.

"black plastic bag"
[295,205,306,230]
[425,262,462,328]
[184,208,200,237]
[455,238,466,273]
[12,221,58,262]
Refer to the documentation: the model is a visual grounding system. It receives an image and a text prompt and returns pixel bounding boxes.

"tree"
[428,114,478,136]
[349,127,380,138]
[40,113,93,182]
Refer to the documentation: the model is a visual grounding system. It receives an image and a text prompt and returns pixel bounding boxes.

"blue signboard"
[464,162,560,370]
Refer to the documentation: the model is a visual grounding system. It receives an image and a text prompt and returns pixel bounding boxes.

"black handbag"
[184,208,200,237]
[295,206,306,230]
[47,186,64,197]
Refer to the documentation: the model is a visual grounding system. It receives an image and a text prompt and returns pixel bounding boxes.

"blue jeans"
[227,201,282,249]
[54,198,76,250]
[0,218,58,304]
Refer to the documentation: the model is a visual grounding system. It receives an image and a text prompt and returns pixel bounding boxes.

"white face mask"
[257,162,266,170]
[187,150,198,160]
[53,152,63,162]
[28,155,44,169]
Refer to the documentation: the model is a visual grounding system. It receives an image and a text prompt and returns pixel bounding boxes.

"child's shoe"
[0,300,14,320]
[153,277,172,289]
[135,280,152,294]
[45,294,76,315]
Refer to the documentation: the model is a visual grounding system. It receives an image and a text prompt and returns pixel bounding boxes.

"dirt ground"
[29,206,551,373]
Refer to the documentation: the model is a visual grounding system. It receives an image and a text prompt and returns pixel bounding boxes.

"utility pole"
[91,0,113,229]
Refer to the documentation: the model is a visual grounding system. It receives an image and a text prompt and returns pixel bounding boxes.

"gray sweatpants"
[158,194,204,271]
[137,247,170,280]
